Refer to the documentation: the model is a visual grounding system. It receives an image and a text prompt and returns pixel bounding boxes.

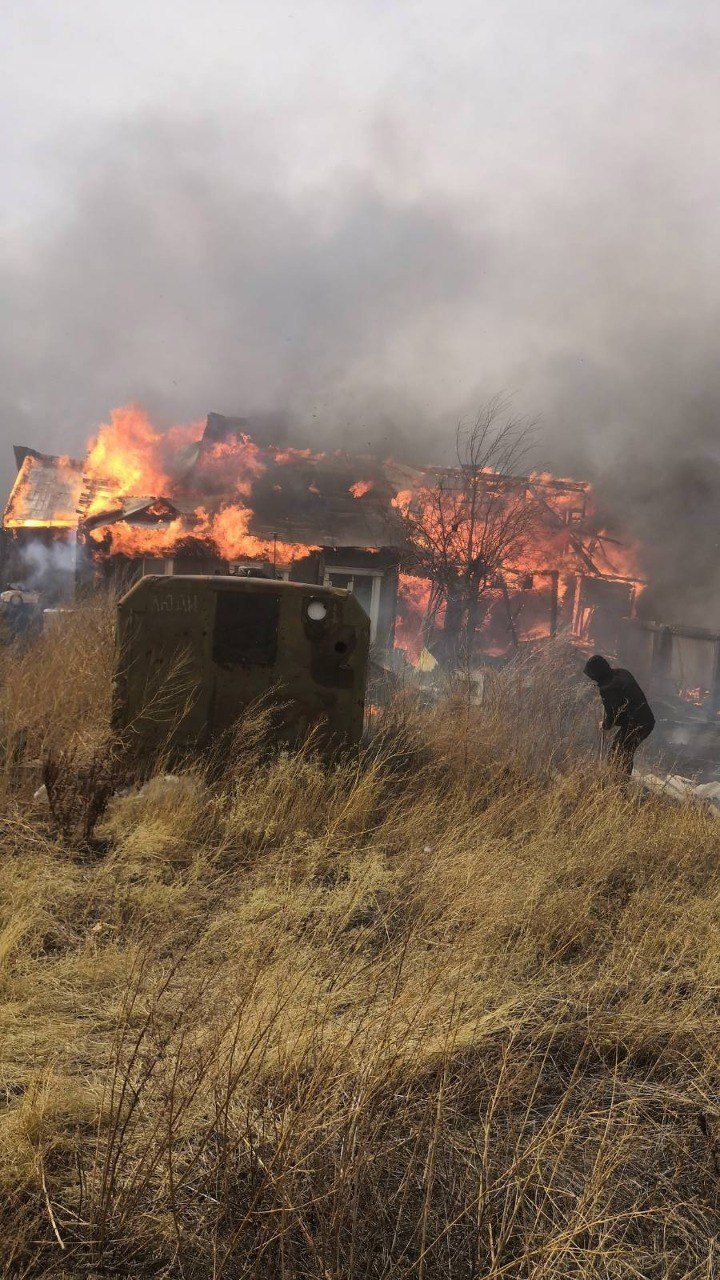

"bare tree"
[398,397,538,666]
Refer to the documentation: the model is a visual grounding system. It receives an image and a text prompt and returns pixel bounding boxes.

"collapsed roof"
[4,451,84,528]
[4,415,410,550]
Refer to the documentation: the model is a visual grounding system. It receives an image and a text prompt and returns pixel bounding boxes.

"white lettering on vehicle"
[150,595,199,614]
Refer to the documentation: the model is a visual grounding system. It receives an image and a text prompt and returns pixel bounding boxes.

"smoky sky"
[3,0,720,624]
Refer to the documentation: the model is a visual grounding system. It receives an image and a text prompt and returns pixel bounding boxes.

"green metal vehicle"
[112,574,370,765]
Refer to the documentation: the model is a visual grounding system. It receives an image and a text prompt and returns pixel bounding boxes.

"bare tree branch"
[398,398,541,666]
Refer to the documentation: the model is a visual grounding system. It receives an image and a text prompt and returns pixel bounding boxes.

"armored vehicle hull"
[112,575,370,765]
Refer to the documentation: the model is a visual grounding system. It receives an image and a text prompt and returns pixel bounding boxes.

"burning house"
[1,406,642,665]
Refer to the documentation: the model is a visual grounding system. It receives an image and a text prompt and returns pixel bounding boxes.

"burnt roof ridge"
[13,445,84,471]
[204,411,294,450]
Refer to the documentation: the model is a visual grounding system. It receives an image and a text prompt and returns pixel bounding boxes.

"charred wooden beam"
[499,574,519,648]
[548,570,559,638]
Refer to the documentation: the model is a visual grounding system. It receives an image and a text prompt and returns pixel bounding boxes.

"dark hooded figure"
[583,655,655,775]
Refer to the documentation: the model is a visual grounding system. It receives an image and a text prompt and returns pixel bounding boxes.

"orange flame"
[395,573,433,662]
[87,517,188,557]
[391,488,413,515]
[678,685,706,707]
[274,446,319,465]
[197,504,317,564]
[87,501,317,565]
[85,406,200,510]
[78,405,315,562]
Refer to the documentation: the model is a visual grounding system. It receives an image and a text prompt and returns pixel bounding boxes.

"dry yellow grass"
[0,601,718,1277]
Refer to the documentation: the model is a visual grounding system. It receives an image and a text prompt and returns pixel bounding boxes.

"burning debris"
[1,404,644,667]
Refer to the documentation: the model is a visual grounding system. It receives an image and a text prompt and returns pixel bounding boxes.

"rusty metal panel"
[112,574,369,768]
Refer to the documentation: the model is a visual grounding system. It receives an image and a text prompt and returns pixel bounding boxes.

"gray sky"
[3,1,720,617]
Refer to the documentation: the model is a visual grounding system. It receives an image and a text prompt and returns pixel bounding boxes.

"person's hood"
[584,654,613,683]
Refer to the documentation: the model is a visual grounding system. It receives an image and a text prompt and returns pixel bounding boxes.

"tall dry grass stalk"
[0,592,115,791]
[0,602,717,1277]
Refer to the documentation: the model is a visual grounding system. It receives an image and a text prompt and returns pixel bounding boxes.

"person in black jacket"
[584,654,655,775]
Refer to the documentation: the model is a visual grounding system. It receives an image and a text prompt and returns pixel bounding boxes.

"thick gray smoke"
[13,537,77,599]
[0,116,483,468]
[2,2,720,626]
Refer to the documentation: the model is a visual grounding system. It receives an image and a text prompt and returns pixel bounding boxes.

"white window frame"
[323,566,383,641]
[142,556,174,576]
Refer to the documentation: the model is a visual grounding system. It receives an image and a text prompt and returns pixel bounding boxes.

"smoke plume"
[14,537,77,599]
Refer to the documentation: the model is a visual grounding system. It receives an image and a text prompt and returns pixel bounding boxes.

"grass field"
[0,598,718,1278]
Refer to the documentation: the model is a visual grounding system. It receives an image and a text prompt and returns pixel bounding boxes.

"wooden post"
[711,637,720,716]
[499,575,518,648]
[651,625,672,681]
[548,570,559,638]
[383,558,399,653]
[571,574,583,636]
